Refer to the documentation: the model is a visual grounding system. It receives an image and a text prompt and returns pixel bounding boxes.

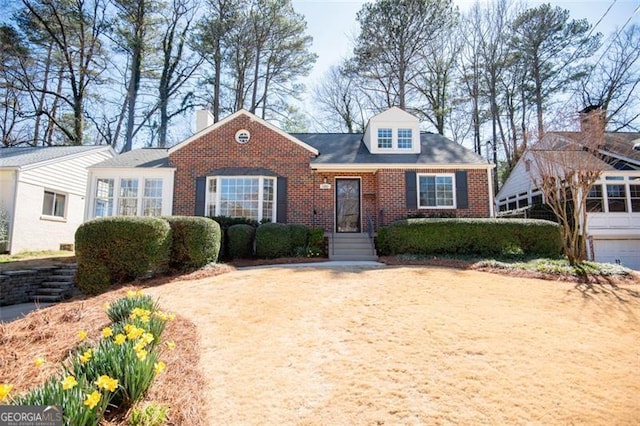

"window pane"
[586,184,603,212]
[419,176,436,207]
[142,179,162,216]
[377,128,392,149]
[630,184,640,212]
[398,128,412,149]
[606,184,627,212]
[53,193,65,217]
[118,179,138,216]
[436,176,454,206]
[42,191,54,215]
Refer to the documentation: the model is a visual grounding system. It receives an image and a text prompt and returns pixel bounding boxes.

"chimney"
[578,105,605,149]
[195,109,214,132]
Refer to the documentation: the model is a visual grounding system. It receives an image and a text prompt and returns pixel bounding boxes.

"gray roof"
[292,133,488,166]
[93,133,488,169]
[0,145,108,168]
[90,148,171,168]
[550,131,640,170]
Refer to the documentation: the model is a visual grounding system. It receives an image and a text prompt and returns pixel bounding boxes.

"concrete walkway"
[238,260,386,270]
[0,302,55,323]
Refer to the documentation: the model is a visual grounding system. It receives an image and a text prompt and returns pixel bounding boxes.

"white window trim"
[417,173,456,209]
[205,175,277,222]
[92,177,165,218]
[41,189,68,221]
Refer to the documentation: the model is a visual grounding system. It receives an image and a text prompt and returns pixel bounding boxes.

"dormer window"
[398,128,412,149]
[377,128,392,148]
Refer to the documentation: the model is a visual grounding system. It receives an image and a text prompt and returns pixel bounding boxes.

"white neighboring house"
[0,145,115,254]
[496,131,640,270]
[84,149,175,221]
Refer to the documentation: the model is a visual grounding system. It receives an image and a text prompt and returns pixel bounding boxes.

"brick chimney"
[578,105,605,149]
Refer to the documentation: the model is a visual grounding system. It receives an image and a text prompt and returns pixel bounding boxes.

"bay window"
[206,176,275,222]
[93,177,163,218]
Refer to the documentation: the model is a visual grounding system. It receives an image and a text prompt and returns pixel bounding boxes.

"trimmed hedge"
[377,218,562,257]
[308,227,325,256]
[210,216,258,259]
[255,223,291,258]
[75,217,172,295]
[163,216,221,269]
[288,224,309,251]
[227,224,255,258]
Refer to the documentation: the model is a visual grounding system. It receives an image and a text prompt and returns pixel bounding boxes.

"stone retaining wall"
[0,266,59,306]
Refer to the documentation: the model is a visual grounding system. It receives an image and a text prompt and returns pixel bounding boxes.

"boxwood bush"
[255,223,292,258]
[210,216,258,259]
[377,218,562,258]
[308,227,326,256]
[75,217,171,295]
[288,224,309,252]
[163,216,221,270]
[227,224,255,258]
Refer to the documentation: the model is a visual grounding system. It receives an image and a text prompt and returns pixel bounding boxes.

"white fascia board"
[312,163,495,171]
[598,149,640,168]
[18,146,116,172]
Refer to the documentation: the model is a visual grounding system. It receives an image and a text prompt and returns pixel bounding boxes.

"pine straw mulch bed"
[378,255,640,285]
[0,283,213,425]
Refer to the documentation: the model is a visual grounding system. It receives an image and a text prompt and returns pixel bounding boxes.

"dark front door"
[335,178,361,233]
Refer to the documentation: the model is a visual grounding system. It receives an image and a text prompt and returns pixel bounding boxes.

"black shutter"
[276,177,287,223]
[405,171,417,209]
[194,176,206,216]
[455,170,468,209]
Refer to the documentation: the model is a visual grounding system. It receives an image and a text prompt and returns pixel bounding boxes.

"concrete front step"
[330,233,377,260]
[330,254,379,261]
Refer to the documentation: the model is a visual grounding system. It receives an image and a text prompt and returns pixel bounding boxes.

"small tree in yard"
[528,107,607,265]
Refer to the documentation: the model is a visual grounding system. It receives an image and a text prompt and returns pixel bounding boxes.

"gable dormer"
[363,106,421,154]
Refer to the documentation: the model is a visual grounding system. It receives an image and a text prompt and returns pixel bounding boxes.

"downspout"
[84,169,93,221]
[487,167,495,217]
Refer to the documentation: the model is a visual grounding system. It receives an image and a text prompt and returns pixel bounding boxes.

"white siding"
[496,156,535,203]
[10,181,85,253]
[363,107,421,154]
[20,149,113,196]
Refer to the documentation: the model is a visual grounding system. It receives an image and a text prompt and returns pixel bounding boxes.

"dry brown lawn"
[1,263,639,425]
[142,264,640,425]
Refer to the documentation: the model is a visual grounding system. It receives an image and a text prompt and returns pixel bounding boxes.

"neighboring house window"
[586,185,603,212]
[95,178,114,217]
[397,128,412,149]
[630,181,640,212]
[377,128,392,149]
[118,178,138,216]
[42,190,66,218]
[142,179,163,216]
[606,183,627,212]
[206,176,275,222]
[531,193,543,205]
[418,174,454,208]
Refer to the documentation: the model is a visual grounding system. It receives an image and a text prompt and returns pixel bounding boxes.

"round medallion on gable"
[235,129,251,144]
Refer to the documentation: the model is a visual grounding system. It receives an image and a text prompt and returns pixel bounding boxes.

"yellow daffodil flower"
[154,361,166,375]
[126,290,143,298]
[165,341,176,350]
[84,391,101,409]
[0,383,13,402]
[102,327,113,338]
[78,350,92,364]
[77,330,87,341]
[135,348,147,361]
[95,375,118,392]
[34,357,45,367]
[114,334,127,345]
[141,332,154,345]
[103,302,111,310]
[61,376,78,390]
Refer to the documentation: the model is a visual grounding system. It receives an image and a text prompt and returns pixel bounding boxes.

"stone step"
[36,287,66,295]
[330,254,379,261]
[40,281,74,288]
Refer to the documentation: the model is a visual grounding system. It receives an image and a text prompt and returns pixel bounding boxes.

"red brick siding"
[169,115,491,230]
[376,168,490,226]
[169,115,317,225]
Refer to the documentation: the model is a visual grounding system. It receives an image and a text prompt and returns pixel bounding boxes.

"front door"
[335,178,361,233]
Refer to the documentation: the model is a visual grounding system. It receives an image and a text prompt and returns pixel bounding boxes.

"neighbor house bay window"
[93,177,164,218]
[418,174,455,208]
[206,176,275,222]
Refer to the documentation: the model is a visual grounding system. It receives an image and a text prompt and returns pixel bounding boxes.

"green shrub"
[288,224,309,252]
[308,227,325,256]
[130,403,168,426]
[75,217,171,295]
[210,216,258,259]
[227,224,255,258]
[255,223,291,258]
[377,218,562,257]
[163,216,221,270]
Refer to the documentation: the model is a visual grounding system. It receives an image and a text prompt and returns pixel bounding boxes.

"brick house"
[85,107,494,259]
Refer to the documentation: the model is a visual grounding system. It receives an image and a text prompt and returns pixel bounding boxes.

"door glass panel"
[336,179,360,232]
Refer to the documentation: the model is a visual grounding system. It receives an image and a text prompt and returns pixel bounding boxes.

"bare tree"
[313,64,366,133]
[579,24,640,131]
[528,108,608,265]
